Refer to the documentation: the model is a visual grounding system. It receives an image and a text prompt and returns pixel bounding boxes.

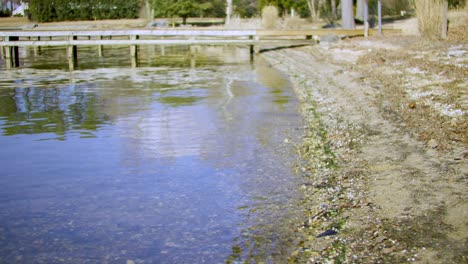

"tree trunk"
[331,0,337,20]
[341,0,355,29]
[145,0,151,20]
[356,0,365,21]
[317,0,323,19]
[226,0,232,25]
[307,0,317,21]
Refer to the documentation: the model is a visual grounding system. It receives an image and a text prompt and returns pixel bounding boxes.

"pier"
[0,28,398,69]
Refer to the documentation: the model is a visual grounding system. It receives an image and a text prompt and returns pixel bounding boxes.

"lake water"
[0,45,304,263]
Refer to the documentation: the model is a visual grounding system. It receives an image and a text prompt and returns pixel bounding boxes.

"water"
[0,45,304,263]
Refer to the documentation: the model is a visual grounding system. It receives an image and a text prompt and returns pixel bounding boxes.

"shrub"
[414,0,446,39]
[261,5,278,29]
[28,0,140,22]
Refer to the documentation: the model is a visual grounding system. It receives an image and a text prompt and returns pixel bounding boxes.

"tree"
[233,0,257,17]
[356,0,366,21]
[152,0,218,23]
[306,0,317,20]
[341,0,355,29]
[28,0,141,22]
[258,0,309,17]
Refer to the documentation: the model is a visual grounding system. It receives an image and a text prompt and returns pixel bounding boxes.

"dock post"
[160,37,166,56]
[98,36,103,57]
[34,37,41,55]
[5,36,20,68]
[67,36,78,70]
[190,45,196,68]
[130,35,139,68]
[249,36,254,55]
[5,43,12,69]
[255,36,260,54]
[0,37,3,58]
[249,35,260,55]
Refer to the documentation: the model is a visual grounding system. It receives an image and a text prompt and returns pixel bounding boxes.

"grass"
[414,0,446,39]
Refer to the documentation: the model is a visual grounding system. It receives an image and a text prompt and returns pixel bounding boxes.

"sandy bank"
[262,34,466,263]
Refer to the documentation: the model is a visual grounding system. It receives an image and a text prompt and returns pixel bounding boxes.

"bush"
[414,0,446,39]
[0,9,11,17]
[28,0,141,22]
[381,0,412,16]
[261,5,278,29]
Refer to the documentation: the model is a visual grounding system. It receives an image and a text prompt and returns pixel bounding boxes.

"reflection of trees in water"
[140,45,251,67]
[0,84,111,137]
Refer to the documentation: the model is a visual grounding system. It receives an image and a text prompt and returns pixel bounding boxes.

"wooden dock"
[0,28,399,69]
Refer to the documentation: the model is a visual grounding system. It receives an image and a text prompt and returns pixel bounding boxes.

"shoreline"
[262,35,466,263]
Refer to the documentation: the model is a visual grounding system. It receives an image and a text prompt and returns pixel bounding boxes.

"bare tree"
[307,0,318,21]
[226,0,232,25]
[341,0,355,29]
[356,0,365,21]
[331,0,337,20]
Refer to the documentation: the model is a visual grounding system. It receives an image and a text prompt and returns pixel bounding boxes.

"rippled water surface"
[0,45,303,263]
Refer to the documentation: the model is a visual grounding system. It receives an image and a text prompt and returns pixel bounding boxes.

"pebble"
[450,118,458,127]
[382,247,396,254]
[428,139,438,149]
[375,235,387,243]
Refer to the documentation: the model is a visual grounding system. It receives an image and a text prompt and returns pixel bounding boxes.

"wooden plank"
[0,28,400,38]
[0,39,314,47]
[0,29,257,38]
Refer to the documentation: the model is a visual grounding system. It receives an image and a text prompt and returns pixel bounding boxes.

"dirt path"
[262,35,467,263]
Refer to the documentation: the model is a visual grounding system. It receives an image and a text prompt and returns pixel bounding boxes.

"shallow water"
[0,45,303,263]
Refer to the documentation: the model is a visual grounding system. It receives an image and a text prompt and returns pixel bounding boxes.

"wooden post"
[0,37,4,59]
[5,36,20,68]
[130,35,139,68]
[13,44,19,67]
[254,36,260,54]
[67,36,78,70]
[441,0,448,39]
[5,43,12,69]
[98,36,103,57]
[190,45,196,68]
[160,36,166,56]
[34,36,41,56]
[130,35,138,57]
[249,35,260,54]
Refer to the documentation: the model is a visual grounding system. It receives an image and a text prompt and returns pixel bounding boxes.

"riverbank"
[261,22,467,263]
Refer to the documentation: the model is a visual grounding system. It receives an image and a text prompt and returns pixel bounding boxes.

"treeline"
[26,0,465,23]
[28,0,140,22]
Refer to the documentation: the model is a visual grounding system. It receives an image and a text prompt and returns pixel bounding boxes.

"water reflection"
[0,84,110,138]
[0,46,303,262]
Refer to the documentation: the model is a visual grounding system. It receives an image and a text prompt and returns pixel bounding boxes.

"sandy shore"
[262,31,466,263]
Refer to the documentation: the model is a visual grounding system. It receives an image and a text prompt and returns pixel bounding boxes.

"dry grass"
[224,15,261,29]
[282,15,304,30]
[261,5,279,29]
[414,0,446,39]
